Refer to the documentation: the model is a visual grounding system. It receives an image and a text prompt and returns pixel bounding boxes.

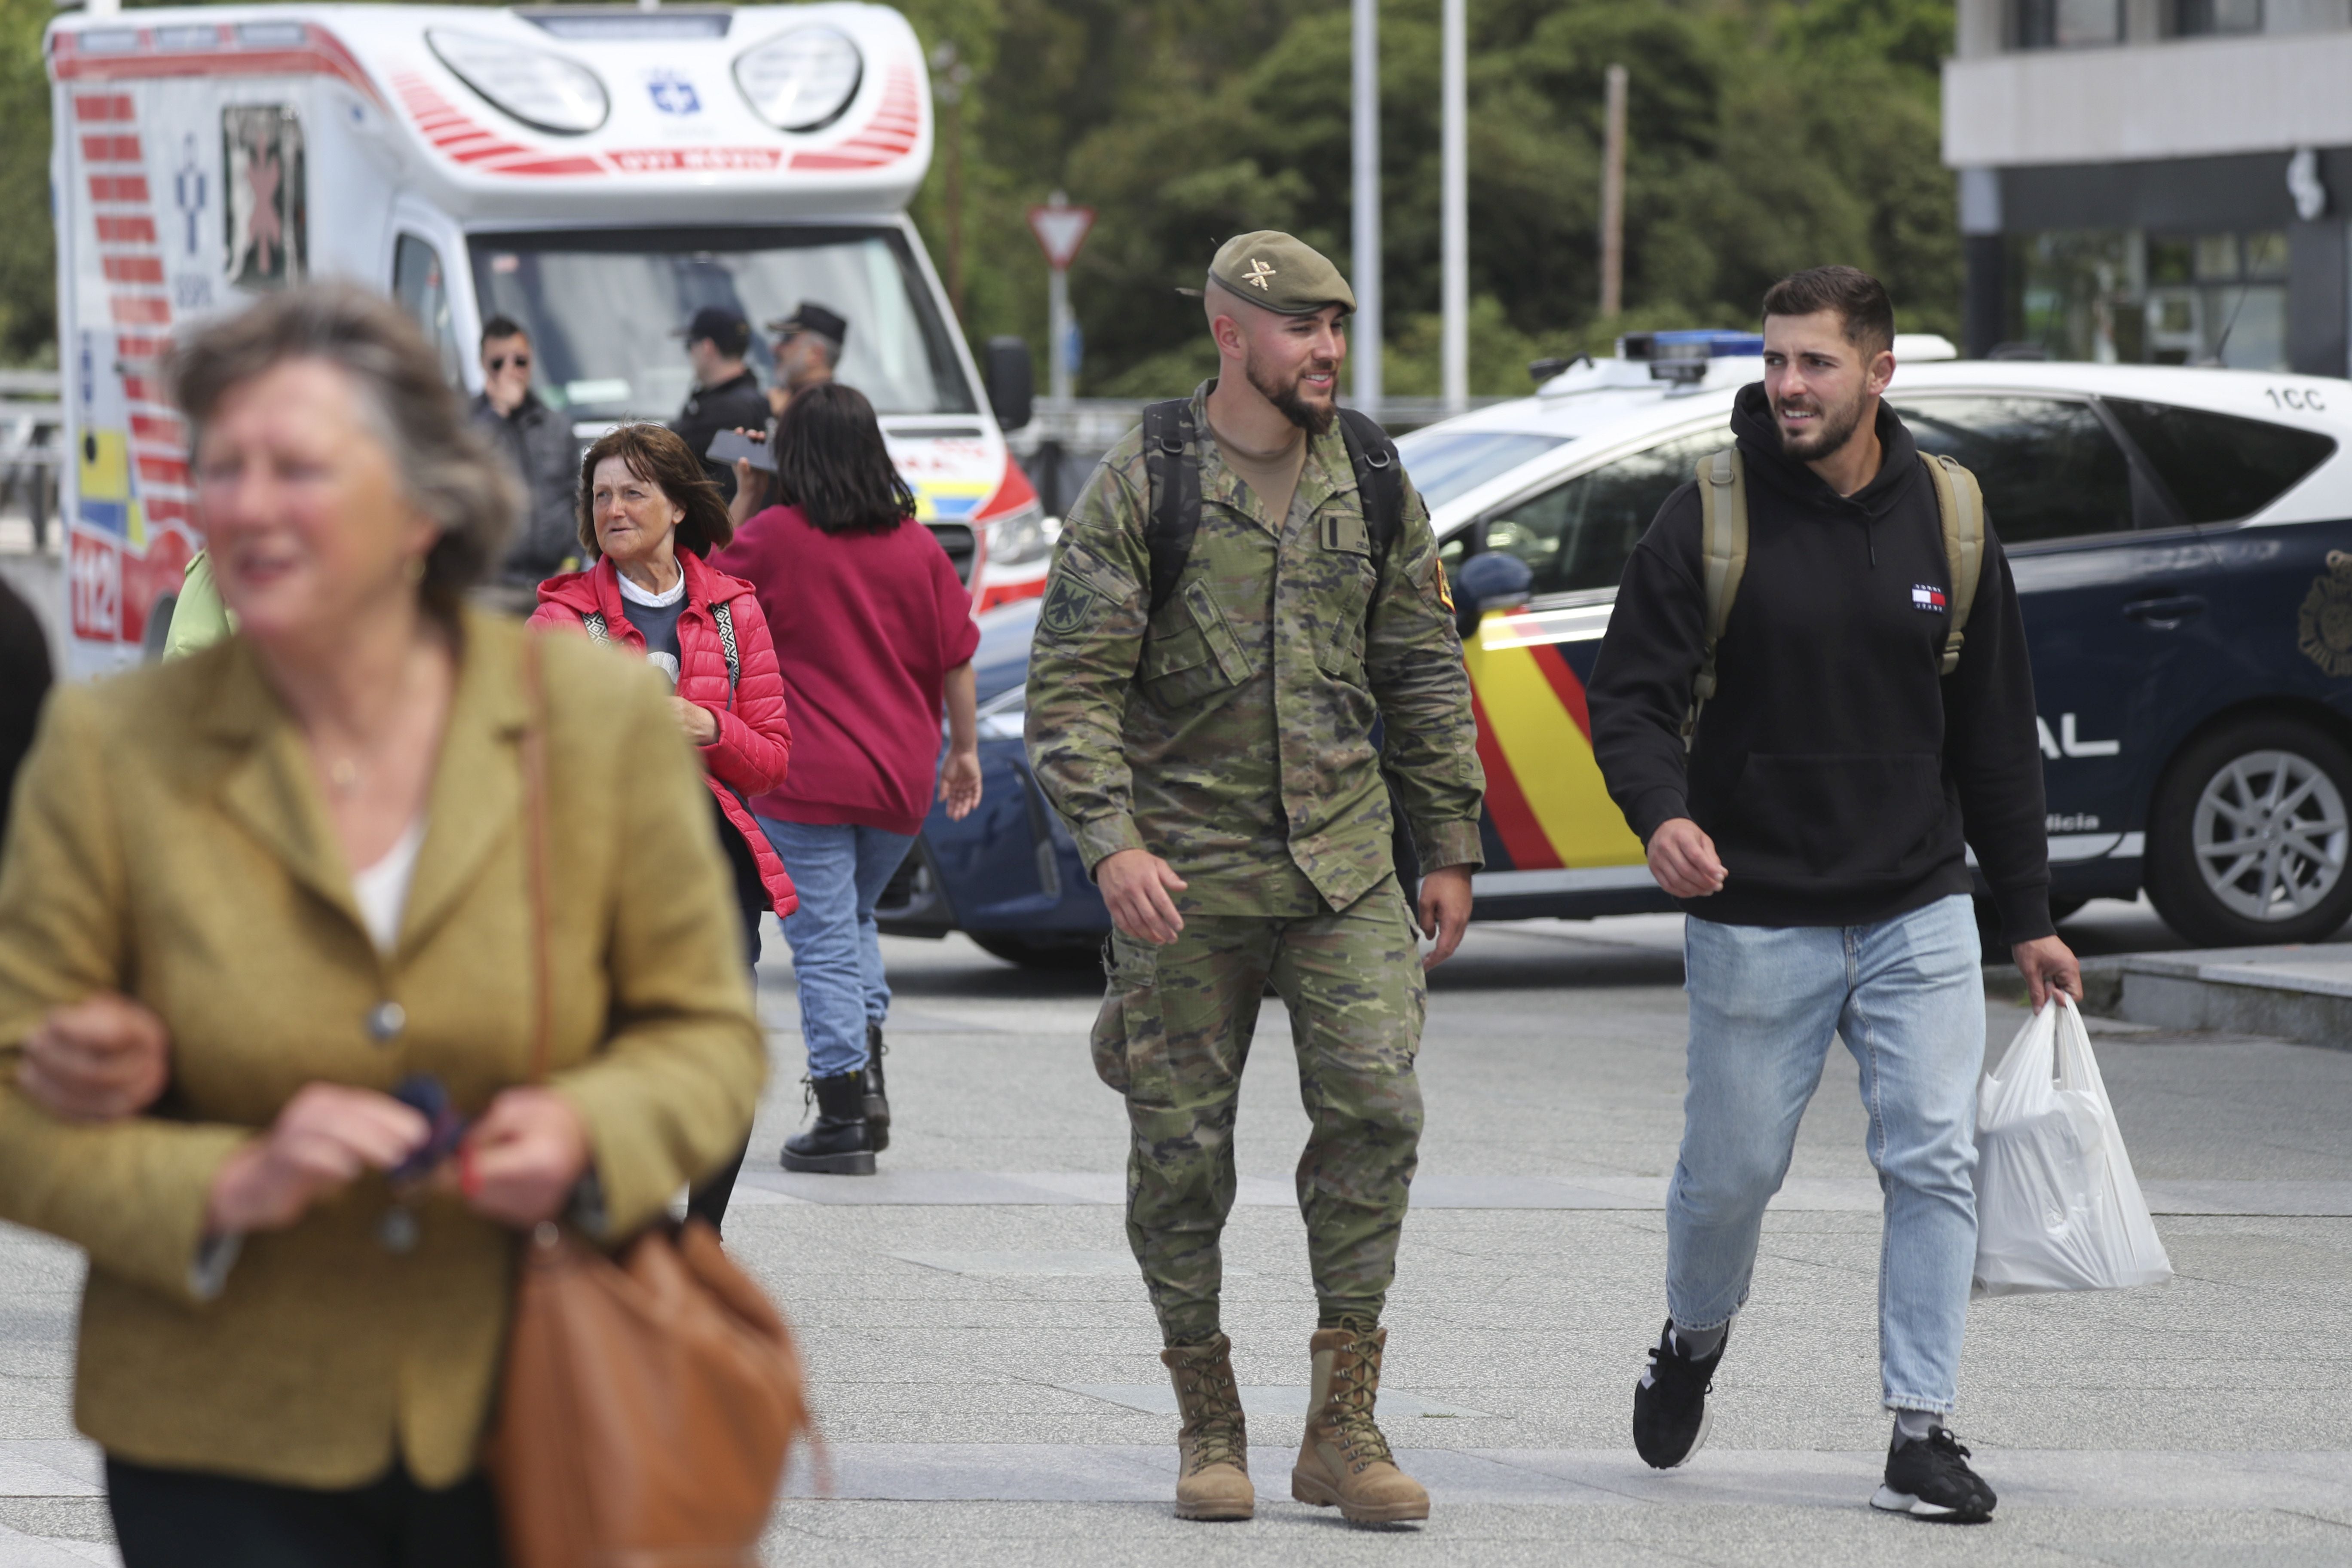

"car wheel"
[2145,716,2352,948]
[968,931,1106,971]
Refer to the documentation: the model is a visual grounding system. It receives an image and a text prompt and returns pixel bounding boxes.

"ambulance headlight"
[427,30,609,136]
[734,26,864,133]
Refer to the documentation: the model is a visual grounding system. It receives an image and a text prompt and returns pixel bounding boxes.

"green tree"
[0,0,57,365]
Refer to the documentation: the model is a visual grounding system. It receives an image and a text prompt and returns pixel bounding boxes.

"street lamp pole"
[1351,0,1382,419]
[1600,62,1627,320]
[1440,0,1467,414]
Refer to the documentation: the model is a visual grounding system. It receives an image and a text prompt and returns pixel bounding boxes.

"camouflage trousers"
[1090,879,1426,1344]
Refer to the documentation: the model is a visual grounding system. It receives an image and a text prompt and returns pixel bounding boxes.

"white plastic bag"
[1972,992,2174,1298]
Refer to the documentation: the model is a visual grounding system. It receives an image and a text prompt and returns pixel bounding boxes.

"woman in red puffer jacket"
[529,422,791,1230]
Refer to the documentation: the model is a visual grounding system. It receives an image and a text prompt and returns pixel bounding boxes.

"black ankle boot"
[781,1072,874,1175]
[862,1023,891,1153]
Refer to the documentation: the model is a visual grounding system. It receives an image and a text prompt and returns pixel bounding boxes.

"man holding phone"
[468,316,577,594]
[670,306,769,501]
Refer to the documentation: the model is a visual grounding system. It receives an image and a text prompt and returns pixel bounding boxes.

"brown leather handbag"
[487,637,814,1568]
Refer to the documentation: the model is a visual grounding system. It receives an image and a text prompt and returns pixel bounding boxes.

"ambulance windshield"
[469,224,977,421]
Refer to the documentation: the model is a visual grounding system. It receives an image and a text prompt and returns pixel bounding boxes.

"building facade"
[1945,0,2352,374]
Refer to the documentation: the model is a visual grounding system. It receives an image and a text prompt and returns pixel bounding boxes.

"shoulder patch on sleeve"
[1039,571,1108,639]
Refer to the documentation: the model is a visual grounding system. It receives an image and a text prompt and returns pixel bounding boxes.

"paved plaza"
[0,900,2347,1565]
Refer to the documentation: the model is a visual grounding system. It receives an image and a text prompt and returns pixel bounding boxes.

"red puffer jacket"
[529,551,797,916]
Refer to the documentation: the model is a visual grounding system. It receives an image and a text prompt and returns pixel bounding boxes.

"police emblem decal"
[2297,550,2352,678]
[1040,573,1103,638]
[1243,258,1276,290]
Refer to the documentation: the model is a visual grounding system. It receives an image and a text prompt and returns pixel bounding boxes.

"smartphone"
[707,429,776,473]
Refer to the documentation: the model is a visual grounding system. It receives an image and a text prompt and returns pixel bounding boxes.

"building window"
[2010,228,2290,369]
[2171,0,2263,35]
[2015,0,2124,47]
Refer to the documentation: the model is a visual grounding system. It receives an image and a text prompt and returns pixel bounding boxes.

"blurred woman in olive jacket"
[0,285,763,1565]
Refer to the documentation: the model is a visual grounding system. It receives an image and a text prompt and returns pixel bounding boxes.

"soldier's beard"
[1245,350,1338,436]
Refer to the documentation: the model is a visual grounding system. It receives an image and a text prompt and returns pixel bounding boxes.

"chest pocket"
[1311,510,1378,684]
[1140,577,1254,707]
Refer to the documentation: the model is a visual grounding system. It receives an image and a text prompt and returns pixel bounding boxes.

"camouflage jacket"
[1024,383,1485,915]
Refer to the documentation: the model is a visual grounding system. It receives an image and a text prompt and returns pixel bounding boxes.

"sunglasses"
[487,353,531,372]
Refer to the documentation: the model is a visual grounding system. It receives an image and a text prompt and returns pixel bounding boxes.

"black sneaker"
[1872,1426,1997,1522]
[1632,1319,1725,1469]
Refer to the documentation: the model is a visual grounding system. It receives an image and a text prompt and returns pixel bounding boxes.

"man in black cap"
[671,305,770,498]
[764,302,847,419]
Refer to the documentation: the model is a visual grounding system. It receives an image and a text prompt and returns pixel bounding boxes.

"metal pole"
[1600,63,1627,319]
[1351,0,1383,417]
[1440,0,1467,413]
[1047,190,1073,408]
[1048,266,1071,408]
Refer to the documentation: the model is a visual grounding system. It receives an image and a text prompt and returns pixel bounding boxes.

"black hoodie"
[1587,383,2053,943]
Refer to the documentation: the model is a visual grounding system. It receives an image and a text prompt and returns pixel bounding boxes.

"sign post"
[1026,193,1096,409]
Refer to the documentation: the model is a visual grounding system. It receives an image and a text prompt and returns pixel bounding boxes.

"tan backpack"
[1681,448,1986,750]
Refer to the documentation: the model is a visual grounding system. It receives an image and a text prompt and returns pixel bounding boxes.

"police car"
[886,333,2352,962]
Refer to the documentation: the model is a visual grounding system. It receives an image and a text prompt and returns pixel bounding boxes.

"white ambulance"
[45,1,1042,676]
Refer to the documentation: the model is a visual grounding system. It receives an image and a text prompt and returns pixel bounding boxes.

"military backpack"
[1682,447,1986,750]
[1138,398,1404,613]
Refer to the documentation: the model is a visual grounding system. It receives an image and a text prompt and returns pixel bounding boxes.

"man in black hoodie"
[1589,267,2080,1523]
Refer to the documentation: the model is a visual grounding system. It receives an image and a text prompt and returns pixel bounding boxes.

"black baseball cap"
[674,306,751,356]
[765,302,848,346]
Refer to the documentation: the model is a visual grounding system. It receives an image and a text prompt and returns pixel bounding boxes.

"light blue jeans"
[1670,893,1984,1415]
[756,817,916,1081]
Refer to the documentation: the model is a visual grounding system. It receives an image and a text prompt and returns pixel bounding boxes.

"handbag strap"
[520,633,554,1087]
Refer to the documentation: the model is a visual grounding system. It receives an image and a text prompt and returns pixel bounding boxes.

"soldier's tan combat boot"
[1163,1335,1254,1521]
[1291,1326,1430,1525]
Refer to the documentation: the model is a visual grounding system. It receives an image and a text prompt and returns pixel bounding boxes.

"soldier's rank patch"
[1434,560,1455,612]
[1040,572,1106,639]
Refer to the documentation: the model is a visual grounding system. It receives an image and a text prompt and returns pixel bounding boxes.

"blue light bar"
[1618,330,1767,361]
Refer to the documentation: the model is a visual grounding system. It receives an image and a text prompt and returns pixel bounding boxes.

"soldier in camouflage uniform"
[1025,232,1485,1526]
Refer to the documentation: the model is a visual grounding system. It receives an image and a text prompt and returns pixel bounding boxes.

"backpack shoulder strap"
[1682,447,1748,752]
[579,609,609,646]
[710,599,741,691]
[1918,452,1986,676]
[1335,405,1404,566]
[1141,398,1200,618]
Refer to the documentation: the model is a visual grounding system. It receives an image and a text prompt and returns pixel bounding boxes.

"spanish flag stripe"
[1471,628,1647,870]
[1469,683,1558,870]
[1528,640,1594,744]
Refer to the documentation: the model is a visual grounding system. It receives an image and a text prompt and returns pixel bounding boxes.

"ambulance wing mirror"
[1453,550,1532,640]
[984,337,1034,434]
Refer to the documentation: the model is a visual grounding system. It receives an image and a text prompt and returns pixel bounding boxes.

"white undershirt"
[351,817,427,953]
[615,568,688,687]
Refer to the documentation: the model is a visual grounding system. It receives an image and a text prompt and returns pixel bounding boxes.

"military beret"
[1206,231,1356,317]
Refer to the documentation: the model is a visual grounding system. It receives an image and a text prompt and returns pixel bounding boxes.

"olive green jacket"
[0,611,764,1488]
[1025,383,1485,914]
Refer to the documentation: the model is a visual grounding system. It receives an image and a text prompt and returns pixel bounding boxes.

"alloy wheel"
[2190,748,2350,924]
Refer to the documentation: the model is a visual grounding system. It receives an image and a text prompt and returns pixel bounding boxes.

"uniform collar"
[1188,378,1357,534]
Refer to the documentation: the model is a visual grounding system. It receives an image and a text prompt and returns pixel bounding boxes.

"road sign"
[1026,203,1096,271]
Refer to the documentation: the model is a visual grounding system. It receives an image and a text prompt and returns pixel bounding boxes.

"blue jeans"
[1670,894,1984,1415]
[756,817,915,1081]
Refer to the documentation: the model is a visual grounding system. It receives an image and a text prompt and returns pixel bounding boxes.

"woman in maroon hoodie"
[716,383,980,1176]
[530,422,794,1226]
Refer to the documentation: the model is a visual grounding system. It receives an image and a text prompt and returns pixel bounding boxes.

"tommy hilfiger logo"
[1911,584,1948,613]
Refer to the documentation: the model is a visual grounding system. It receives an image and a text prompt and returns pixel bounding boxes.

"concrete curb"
[2018,946,2352,1051]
